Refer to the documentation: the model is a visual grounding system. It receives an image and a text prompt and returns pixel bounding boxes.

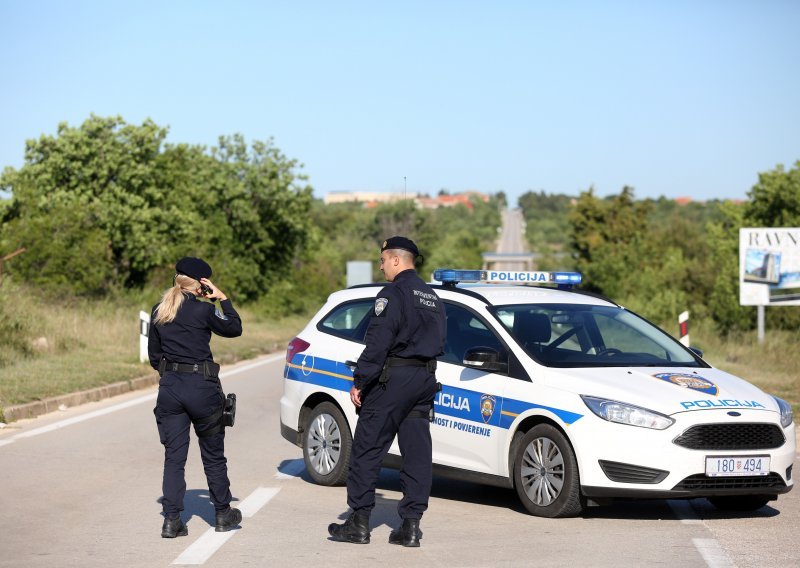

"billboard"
[740,228,800,306]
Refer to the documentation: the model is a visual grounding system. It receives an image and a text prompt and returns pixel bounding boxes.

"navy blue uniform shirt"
[148,294,242,369]
[354,269,446,390]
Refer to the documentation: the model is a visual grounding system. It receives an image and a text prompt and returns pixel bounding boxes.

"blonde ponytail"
[153,275,201,325]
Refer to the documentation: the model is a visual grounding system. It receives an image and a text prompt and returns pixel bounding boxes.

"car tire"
[707,494,772,511]
[513,424,583,518]
[303,401,352,486]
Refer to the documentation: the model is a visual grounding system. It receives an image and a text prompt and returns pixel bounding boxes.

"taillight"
[286,337,310,364]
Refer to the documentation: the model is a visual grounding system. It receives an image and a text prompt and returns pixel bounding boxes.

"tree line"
[0,115,502,318]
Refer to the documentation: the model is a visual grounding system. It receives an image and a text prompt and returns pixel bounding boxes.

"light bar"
[433,269,582,286]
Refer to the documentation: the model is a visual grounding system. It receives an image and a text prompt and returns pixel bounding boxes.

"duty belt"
[386,356,437,372]
[379,356,437,386]
[158,359,220,379]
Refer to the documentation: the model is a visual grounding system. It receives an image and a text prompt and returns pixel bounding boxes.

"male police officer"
[328,236,446,547]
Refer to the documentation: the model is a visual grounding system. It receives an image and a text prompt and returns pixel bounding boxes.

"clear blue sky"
[2,0,798,205]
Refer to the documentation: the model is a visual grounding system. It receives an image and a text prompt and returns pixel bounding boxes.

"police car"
[280,269,795,517]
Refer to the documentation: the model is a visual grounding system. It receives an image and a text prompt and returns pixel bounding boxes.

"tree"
[567,186,694,325]
[0,116,313,299]
[745,161,800,225]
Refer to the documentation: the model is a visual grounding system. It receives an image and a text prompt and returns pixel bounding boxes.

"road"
[496,208,527,256]
[492,208,536,271]
[1,354,798,567]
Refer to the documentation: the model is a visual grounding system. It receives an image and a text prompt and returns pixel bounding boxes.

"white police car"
[280,269,795,517]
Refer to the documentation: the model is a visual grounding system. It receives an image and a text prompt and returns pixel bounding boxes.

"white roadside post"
[678,310,690,347]
[139,310,150,363]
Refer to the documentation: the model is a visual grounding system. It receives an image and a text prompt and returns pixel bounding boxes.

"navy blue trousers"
[154,371,231,518]
[347,367,437,520]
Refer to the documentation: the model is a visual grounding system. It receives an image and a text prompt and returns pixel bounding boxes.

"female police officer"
[149,257,243,538]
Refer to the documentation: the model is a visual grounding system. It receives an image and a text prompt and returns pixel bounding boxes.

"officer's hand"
[350,385,362,408]
[201,278,227,301]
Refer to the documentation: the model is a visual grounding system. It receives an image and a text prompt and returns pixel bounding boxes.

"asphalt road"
[497,208,527,255]
[1,354,797,567]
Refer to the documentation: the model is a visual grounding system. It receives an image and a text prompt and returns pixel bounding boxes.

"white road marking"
[220,354,285,379]
[172,487,280,565]
[670,502,736,567]
[693,538,736,568]
[172,529,237,565]
[667,500,704,525]
[274,459,305,479]
[0,353,285,448]
[238,487,281,517]
[0,393,157,447]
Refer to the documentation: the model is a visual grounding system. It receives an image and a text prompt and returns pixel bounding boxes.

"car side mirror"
[688,346,704,359]
[463,347,508,373]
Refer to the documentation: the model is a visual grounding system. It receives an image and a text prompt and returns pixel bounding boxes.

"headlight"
[772,396,794,428]
[581,395,675,430]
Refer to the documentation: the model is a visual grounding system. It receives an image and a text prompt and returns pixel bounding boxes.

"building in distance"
[324,190,489,210]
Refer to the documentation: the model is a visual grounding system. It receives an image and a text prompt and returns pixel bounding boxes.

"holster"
[194,393,236,437]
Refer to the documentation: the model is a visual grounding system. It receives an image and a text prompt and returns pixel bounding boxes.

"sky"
[1,0,799,206]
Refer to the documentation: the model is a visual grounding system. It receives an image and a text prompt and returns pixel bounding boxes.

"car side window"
[441,302,507,367]
[317,300,374,342]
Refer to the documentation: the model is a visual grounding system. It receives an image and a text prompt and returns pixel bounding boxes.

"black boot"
[388,518,422,547]
[161,516,188,538]
[215,507,242,532]
[327,510,370,544]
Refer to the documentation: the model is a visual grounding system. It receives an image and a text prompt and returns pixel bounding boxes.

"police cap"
[175,257,212,280]
[381,236,420,257]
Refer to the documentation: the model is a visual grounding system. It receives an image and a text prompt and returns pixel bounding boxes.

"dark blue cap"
[175,257,212,280]
[381,236,420,257]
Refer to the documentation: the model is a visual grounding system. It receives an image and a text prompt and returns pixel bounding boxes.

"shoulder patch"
[374,297,389,316]
[214,308,229,320]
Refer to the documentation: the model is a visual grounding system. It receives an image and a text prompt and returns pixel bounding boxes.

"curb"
[2,373,159,423]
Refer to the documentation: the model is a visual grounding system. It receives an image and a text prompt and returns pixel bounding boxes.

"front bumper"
[572,409,795,499]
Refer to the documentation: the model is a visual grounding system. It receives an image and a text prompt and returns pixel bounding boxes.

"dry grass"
[690,319,800,414]
[0,288,307,408]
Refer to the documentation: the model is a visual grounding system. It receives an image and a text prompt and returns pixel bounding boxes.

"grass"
[0,284,308,410]
[689,319,800,414]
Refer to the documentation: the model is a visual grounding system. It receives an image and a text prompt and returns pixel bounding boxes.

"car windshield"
[492,303,701,368]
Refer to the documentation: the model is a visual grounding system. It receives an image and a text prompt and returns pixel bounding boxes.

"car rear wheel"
[303,402,352,486]
[513,424,583,518]
[707,494,772,511]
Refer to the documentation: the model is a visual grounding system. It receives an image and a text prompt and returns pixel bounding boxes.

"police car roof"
[440,283,617,307]
[332,281,616,308]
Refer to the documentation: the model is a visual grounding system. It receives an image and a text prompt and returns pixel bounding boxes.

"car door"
[430,301,511,475]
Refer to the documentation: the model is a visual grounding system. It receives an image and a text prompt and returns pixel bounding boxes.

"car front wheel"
[513,424,583,518]
[303,401,352,486]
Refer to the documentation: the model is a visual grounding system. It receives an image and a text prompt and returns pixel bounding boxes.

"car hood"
[543,366,779,417]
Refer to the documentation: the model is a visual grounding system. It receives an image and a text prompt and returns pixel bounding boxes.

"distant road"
[496,208,527,254]
[491,208,533,271]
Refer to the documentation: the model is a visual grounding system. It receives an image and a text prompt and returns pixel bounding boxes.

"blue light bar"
[552,272,583,284]
[433,269,483,283]
[433,269,583,286]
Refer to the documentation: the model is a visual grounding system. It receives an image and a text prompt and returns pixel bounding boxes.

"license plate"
[705,455,770,477]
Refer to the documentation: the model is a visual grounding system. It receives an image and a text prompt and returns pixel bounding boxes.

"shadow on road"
[277,457,784,521]
[156,489,228,527]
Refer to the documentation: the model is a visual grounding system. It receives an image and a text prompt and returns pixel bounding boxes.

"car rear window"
[318,300,374,342]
